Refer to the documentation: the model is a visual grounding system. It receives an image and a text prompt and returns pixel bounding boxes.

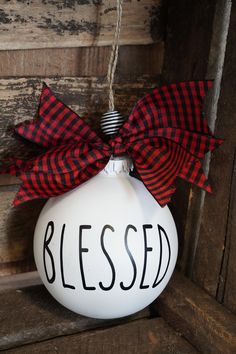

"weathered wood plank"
[0,0,162,50]
[192,0,236,302]
[162,0,216,82]
[155,271,236,354]
[160,0,217,269]
[3,317,199,354]
[0,47,111,77]
[0,44,164,77]
[0,283,150,350]
[175,0,231,279]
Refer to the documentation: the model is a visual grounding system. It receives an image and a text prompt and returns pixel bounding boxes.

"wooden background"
[0,0,235,319]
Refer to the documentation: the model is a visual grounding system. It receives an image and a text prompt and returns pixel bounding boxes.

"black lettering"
[140,225,153,289]
[99,225,116,291]
[120,225,137,290]
[152,225,171,288]
[60,224,75,289]
[43,221,56,284]
[79,225,96,290]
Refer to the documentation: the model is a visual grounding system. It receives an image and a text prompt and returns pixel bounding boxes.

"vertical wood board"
[192,0,236,305]
[160,0,217,268]
[177,0,232,281]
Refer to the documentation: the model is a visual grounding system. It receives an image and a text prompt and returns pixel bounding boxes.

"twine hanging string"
[107,0,123,112]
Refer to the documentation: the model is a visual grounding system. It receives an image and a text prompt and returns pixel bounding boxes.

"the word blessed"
[43,221,171,291]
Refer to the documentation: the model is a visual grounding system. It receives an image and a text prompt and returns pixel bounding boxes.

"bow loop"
[15,83,105,148]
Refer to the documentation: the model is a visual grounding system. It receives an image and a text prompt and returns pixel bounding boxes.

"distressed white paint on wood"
[0,0,161,50]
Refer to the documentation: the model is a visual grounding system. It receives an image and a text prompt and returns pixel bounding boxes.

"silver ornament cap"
[100,110,125,136]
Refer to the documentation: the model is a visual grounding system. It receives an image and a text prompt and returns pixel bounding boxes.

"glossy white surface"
[34,158,178,319]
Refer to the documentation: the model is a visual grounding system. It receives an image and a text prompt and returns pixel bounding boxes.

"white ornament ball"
[34,158,178,319]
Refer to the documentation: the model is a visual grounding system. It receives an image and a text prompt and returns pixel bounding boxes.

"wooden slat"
[192,1,236,302]
[173,0,231,279]
[0,47,111,77]
[160,0,217,269]
[0,271,41,291]
[0,175,20,186]
[0,260,36,277]
[0,284,150,350]
[0,44,164,77]
[162,0,216,81]
[3,317,199,354]
[155,271,236,354]
[0,0,162,50]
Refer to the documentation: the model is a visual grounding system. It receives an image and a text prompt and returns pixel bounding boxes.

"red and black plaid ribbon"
[1,81,223,207]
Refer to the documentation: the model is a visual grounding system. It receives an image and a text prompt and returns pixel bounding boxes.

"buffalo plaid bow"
[1,80,223,207]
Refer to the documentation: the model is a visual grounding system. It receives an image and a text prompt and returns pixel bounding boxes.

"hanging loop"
[107,0,123,112]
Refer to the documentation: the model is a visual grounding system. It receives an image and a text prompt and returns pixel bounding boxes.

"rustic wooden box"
[0,1,236,353]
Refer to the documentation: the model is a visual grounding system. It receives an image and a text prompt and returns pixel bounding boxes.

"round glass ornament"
[34,156,178,319]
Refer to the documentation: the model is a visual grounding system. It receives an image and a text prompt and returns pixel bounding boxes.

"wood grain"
[0,271,41,291]
[0,175,20,186]
[4,317,199,353]
[174,0,230,278]
[155,271,236,354]
[192,0,236,303]
[0,0,162,50]
[160,0,217,269]
[0,260,36,277]
[162,0,216,82]
[0,43,164,77]
[0,283,150,350]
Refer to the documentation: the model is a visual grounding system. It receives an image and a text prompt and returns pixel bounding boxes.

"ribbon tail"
[128,141,185,207]
[178,159,212,192]
[13,181,36,206]
[152,184,177,207]
[15,83,105,148]
[12,155,110,206]
[132,163,177,207]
